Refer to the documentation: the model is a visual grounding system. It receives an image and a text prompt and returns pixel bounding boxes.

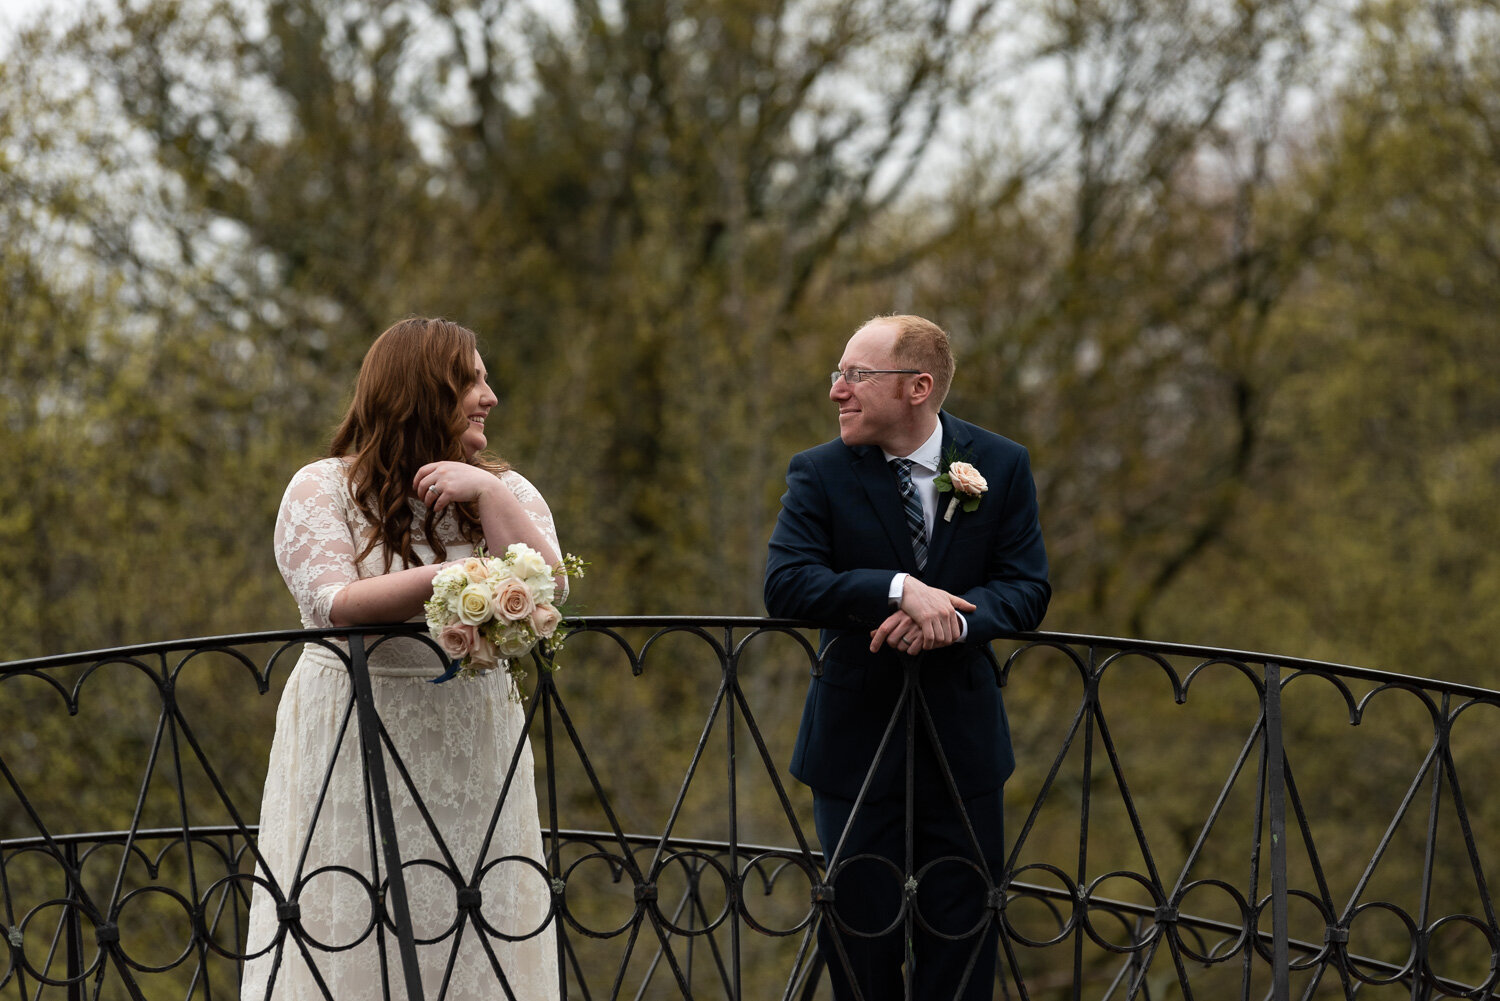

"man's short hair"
[879,314,954,408]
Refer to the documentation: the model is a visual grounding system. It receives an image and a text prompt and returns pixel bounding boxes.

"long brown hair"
[329,317,508,571]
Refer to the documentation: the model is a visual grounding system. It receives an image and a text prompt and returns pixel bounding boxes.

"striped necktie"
[891,458,928,571]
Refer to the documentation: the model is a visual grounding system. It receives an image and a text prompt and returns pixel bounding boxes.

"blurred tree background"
[2,0,1497,680]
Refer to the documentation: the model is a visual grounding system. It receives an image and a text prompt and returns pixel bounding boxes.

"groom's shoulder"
[945,412,1029,456]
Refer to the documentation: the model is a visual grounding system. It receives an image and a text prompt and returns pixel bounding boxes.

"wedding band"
[428,484,437,493]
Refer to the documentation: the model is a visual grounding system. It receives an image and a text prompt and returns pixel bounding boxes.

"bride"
[241,317,563,1000]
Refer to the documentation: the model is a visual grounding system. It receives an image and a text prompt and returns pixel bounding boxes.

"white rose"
[947,461,988,496]
[507,543,551,581]
[457,583,494,625]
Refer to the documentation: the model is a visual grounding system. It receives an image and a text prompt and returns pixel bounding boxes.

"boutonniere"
[934,450,987,522]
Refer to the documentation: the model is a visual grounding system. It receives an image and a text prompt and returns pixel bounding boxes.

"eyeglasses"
[829,368,921,386]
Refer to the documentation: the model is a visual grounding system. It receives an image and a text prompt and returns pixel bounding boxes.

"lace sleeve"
[274,459,360,629]
[500,470,569,604]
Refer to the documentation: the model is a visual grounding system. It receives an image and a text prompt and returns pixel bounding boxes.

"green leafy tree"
[39,0,1010,619]
[841,0,1341,640]
[1165,0,1500,681]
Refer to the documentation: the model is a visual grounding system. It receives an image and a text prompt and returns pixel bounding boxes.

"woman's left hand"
[414,461,502,514]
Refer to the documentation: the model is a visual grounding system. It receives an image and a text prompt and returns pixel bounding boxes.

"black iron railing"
[1,619,1497,999]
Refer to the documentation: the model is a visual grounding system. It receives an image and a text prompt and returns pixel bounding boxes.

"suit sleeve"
[960,445,1051,641]
[764,450,894,626]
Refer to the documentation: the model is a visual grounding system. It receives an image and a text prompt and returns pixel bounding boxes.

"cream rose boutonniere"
[934,457,987,522]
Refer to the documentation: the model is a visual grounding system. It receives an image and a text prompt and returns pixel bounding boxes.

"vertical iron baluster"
[725,625,743,1001]
[903,654,918,1001]
[345,634,423,1001]
[1077,645,1098,1001]
[64,840,82,1001]
[537,661,567,1001]
[1264,661,1289,1001]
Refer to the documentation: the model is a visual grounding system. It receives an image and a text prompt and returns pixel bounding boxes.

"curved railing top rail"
[5,618,1497,702]
[5,616,1499,1000]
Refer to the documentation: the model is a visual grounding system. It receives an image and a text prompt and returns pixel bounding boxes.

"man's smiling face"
[830,319,915,450]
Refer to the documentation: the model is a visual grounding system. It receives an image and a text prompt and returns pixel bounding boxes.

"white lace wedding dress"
[241,458,561,1001]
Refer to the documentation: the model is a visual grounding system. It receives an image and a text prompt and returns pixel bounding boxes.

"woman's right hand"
[414,460,507,515]
[414,462,563,591]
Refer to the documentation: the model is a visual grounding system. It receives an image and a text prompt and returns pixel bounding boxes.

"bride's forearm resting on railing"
[327,498,565,627]
[328,565,451,627]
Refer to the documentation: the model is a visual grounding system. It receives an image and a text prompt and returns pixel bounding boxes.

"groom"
[764,314,1050,1000]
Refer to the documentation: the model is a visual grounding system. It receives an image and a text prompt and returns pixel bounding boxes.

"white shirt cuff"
[888,572,907,607]
[890,574,970,642]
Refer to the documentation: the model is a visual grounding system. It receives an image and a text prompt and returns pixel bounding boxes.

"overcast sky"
[1,0,79,35]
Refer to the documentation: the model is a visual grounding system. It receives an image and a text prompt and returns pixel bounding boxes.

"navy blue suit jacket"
[764,412,1050,800]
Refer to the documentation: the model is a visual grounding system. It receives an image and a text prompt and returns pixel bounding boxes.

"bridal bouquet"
[424,543,586,692]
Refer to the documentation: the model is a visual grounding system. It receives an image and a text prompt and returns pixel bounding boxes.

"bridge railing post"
[1265,660,1289,1001]
[345,634,424,1001]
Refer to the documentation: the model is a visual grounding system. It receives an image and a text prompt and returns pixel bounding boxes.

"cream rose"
[494,624,535,659]
[529,603,562,639]
[495,578,536,621]
[437,622,477,660]
[458,583,494,625]
[462,557,491,583]
[947,461,988,496]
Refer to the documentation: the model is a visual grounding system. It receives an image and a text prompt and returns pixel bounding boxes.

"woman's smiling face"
[459,351,497,459]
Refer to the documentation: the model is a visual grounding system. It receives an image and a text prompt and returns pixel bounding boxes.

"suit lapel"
[850,446,920,573]
[922,414,972,575]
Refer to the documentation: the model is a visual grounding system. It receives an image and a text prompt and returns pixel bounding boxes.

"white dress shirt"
[883,423,944,542]
[882,422,969,640]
